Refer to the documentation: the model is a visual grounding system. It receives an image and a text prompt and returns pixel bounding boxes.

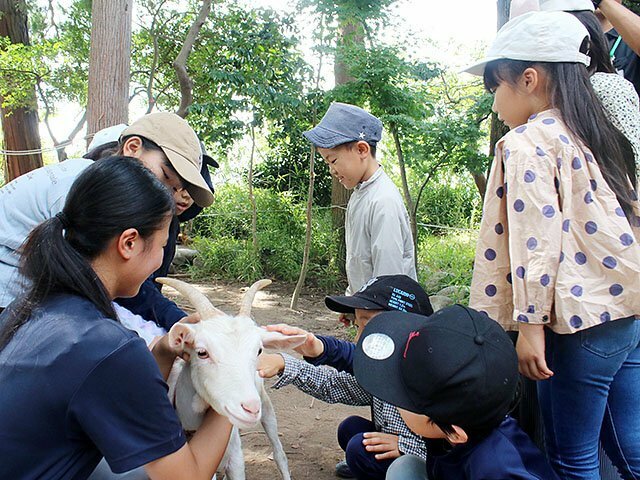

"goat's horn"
[238,279,272,317]
[156,277,226,319]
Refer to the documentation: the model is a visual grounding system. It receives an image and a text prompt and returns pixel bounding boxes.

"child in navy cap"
[258,275,433,480]
[303,103,417,296]
[354,306,559,480]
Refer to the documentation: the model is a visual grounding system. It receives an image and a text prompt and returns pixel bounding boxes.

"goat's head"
[156,277,306,429]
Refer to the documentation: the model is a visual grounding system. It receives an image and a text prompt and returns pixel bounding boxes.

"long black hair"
[570,11,616,74]
[484,53,637,220]
[0,156,174,350]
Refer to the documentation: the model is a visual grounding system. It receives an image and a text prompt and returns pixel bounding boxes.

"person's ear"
[121,136,143,158]
[356,140,370,158]
[445,425,469,445]
[521,67,540,93]
[116,228,141,260]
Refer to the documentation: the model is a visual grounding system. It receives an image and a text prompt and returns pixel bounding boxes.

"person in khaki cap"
[0,112,213,334]
[119,112,213,209]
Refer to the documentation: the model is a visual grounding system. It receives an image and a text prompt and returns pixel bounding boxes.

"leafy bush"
[190,184,342,289]
[417,231,478,302]
[414,175,482,231]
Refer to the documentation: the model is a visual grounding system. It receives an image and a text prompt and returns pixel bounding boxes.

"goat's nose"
[241,399,261,415]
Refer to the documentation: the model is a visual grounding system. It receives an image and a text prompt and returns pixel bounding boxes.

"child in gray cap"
[303,103,417,296]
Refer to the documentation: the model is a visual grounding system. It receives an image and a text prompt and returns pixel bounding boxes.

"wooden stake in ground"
[291,144,316,310]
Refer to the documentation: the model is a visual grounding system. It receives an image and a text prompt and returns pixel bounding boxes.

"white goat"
[157,277,306,480]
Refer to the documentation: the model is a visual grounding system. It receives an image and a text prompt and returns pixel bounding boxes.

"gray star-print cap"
[303,102,383,149]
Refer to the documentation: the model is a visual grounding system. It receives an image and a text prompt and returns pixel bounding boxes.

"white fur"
[166,286,305,480]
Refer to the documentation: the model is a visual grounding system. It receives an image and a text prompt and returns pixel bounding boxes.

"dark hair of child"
[570,10,616,75]
[0,156,174,350]
[340,141,377,158]
[483,38,637,221]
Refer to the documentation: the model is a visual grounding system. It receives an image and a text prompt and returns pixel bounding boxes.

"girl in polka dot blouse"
[466,11,640,480]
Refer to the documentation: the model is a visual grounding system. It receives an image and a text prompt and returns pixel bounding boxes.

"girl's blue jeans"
[538,317,640,480]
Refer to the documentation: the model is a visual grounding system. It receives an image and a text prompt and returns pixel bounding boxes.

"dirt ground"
[164,275,370,480]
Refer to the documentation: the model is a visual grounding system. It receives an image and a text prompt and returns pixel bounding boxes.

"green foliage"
[189,184,341,289]
[624,1,640,15]
[417,231,478,299]
[414,173,482,230]
[0,1,91,113]
[187,5,311,153]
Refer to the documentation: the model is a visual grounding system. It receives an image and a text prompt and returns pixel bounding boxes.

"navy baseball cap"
[303,102,383,149]
[354,306,518,431]
[325,275,433,316]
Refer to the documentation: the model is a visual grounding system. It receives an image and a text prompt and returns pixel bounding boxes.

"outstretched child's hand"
[257,353,285,378]
[264,324,324,358]
[362,432,401,461]
[516,323,554,381]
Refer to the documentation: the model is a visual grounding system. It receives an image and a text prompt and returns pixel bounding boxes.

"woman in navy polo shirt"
[0,157,231,480]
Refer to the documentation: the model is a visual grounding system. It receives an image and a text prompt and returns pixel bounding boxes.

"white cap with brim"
[464,11,591,76]
[539,0,595,12]
[87,124,128,152]
[122,112,214,208]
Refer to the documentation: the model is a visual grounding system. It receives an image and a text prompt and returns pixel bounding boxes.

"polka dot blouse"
[469,109,640,334]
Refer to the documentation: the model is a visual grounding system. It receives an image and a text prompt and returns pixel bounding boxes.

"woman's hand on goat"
[263,324,324,358]
[362,432,401,460]
[257,353,285,378]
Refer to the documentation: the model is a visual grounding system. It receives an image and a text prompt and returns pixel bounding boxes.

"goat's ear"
[168,323,196,352]
[260,330,307,350]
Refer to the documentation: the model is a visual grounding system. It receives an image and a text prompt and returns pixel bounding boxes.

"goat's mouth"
[224,406,261,428]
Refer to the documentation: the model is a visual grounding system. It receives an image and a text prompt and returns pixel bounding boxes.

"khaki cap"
[122,112,214,207]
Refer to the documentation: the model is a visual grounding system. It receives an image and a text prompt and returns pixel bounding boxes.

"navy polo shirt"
[0,294,186,479]
[607,29,640,96]
[425,416,559,480]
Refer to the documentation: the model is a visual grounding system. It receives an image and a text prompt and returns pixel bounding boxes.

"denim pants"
[385,454,427,480]
[88,459,148,480]
[338,415,395,480]
[538,318,640,479]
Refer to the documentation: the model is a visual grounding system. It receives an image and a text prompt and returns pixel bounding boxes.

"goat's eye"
[196,348,209,359]
[258,347,263,356]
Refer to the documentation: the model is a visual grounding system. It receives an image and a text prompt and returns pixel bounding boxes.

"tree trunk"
[0,0,43,182]
[332,18,362,277]
[86,0,132,147]
[390,123,417,253]
[471,172,488,202]
[174,0,212,118]
[248,126,258,251]
[488,0,511,176]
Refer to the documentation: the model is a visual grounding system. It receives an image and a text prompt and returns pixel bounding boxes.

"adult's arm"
[144,409,232,480]
[71,337,231,480]
[600,0,640,55]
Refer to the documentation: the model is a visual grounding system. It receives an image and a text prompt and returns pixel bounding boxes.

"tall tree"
[86,0,132,144]
[173,0,212,118]
[0,0,43,181]
[331,13,361,277]
[488,0,511,168]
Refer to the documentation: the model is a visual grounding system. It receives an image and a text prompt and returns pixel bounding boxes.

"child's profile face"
[352,308,382,342]
[318,143,370,190]
[399,409,449,439]
[137,148,195,214]
[491,81,532,130]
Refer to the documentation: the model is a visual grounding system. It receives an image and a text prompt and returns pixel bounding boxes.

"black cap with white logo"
[325,275,433,317]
